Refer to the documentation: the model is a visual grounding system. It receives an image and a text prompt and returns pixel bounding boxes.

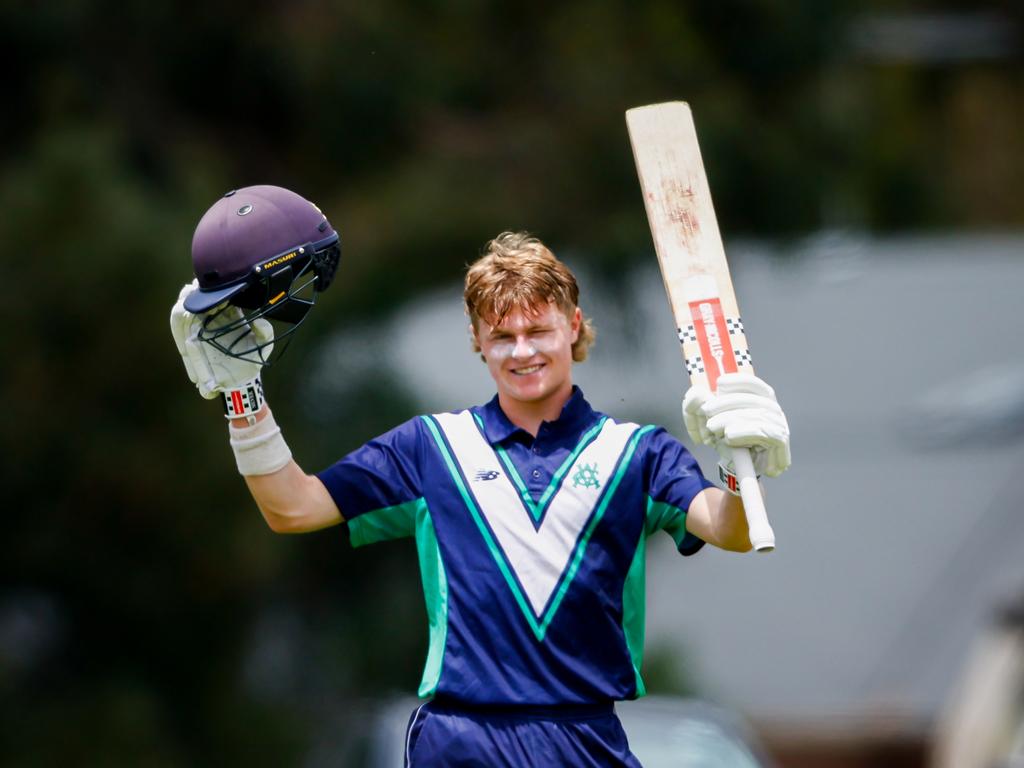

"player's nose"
[511,336,536,360]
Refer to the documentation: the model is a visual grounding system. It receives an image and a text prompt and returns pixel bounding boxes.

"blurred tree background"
[1,0,1020,764]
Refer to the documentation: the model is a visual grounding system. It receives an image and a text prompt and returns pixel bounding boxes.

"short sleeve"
[316,417,425,547]
[641,427,714,556]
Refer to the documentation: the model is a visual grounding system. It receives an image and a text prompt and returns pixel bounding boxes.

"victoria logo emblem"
[571,462,600,489]
[474,470,500,481]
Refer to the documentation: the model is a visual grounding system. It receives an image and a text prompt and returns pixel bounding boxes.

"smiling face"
[475,301,582,413]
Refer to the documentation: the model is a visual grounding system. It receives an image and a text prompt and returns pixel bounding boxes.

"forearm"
[712,489,753,552]
[229,406,342,533]
[686,486,753,552]
[243,461,340,533]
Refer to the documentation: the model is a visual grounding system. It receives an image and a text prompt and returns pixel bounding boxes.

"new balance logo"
[474,470,500,481]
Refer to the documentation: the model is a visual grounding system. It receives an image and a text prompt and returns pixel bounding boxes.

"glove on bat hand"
[682,373,791,477]
[169,281,274,399]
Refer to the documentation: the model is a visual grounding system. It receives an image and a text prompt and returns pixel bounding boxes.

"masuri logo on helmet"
[184,185,341,366]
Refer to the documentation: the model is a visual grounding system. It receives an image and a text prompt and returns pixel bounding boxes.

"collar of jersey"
[473,412,608,526]
[474,385,595,445]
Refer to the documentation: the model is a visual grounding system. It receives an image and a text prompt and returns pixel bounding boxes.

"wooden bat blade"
[626,101,775,552]
[625,101,754,393]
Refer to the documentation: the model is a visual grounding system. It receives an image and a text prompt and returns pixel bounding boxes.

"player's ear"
[569,307,581,343]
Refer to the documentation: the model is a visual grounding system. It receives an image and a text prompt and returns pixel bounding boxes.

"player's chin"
[502,375,550,401]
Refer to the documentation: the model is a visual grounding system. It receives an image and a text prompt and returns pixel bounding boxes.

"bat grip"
[730,447,775,552]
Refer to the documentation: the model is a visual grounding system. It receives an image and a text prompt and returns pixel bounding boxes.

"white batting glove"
[682,373,791,477]
[169,281,274,400]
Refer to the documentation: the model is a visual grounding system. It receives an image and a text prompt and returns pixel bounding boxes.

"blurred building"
[933,594,1024,768]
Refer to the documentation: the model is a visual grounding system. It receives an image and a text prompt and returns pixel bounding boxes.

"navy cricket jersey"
[316,387,713,706]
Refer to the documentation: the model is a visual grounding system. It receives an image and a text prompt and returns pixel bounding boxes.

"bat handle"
[730,447,775,553]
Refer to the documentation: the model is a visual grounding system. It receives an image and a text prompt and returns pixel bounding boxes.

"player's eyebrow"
[487,320,553,338]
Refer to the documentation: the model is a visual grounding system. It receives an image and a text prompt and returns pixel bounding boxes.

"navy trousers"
[404,698,643,767]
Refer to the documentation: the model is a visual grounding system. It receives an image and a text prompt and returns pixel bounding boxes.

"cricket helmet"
[184,185,341,364]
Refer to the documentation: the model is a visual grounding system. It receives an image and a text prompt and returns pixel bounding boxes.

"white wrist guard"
[229,409,292,476]
[223,377,265,425]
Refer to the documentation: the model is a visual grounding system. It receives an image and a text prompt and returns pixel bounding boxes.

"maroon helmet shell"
[184,185,336,313]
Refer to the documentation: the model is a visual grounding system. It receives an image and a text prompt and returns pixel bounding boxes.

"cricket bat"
[626,101,775,552]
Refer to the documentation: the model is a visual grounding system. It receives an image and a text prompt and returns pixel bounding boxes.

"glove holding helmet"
[170,185,340,414]
[170,279,274,396]
[170,185,341,474]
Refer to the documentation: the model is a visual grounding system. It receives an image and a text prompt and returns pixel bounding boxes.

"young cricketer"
[170,192,790,766]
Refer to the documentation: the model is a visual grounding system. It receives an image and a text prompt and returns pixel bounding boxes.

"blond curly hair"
[464,231,595,362]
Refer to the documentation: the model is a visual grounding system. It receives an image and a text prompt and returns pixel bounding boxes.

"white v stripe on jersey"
[433,410,639,618]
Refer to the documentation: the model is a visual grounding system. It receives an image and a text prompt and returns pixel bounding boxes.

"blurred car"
[340,694,771,767]
[618,696,771,767]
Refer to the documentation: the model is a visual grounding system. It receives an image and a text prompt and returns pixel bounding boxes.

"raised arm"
[170,281,342,535]
[682,372,791,552]
[169,185,346,533]
[231,406,342,533]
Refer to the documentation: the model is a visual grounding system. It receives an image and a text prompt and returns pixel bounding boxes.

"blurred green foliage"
[1,0,1021,763]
